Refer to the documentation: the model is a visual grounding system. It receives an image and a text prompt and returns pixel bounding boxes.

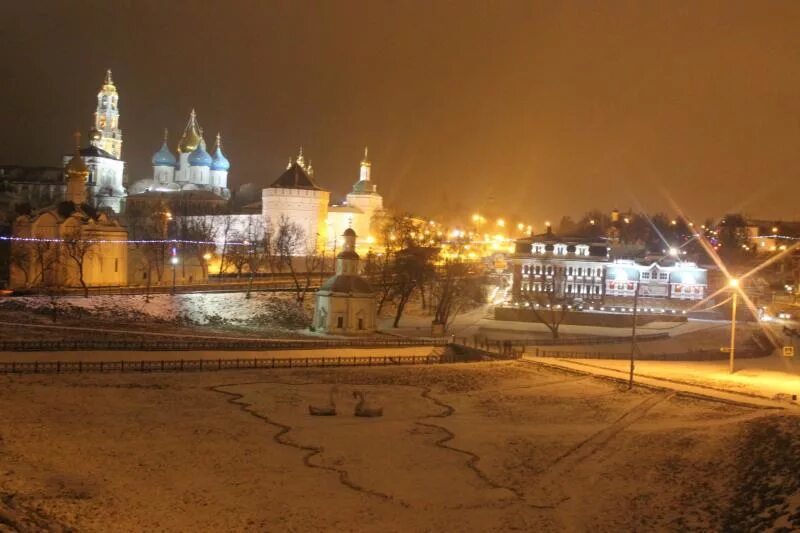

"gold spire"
[215,132,222,151]
[361,146,371,166]
[101,69,117,93]
[178,108,202,153]
[296,146,306,168]
[163,128,169,144]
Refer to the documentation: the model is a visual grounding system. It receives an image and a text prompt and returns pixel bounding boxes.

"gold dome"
[88,128,102,142]
[178,109,202,153]
[66,132,89,177]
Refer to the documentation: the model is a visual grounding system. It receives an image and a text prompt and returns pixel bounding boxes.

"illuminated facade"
[604,260,707,301]
[327,148,384,251]
[11,136,128,289]
[58,70,126,213]
[170,148,383,257]
[130,110,231,200]
[511,231,707,305]
[313,229,377,335]
[92,70,123,159]
[263,149,330,252]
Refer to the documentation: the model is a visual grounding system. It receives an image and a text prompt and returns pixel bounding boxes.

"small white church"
[313,228,377,335]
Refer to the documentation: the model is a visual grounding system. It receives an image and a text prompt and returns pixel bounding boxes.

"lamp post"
[728,278,739,373]
[171,256,179,295]
[628,279,640,389]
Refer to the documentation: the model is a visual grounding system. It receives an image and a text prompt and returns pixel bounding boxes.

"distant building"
[0,166,65,215]
[1,70,127,214]
[313,229,377,334]
[263,149,330,252]
[510,229,707,310]
[511,229,609,301]
[327,148,384,250]
[10,135,128,289]
[169,147,385,260]
[743,219,800,254]
[128,110,231,200]
[125,189,229,217]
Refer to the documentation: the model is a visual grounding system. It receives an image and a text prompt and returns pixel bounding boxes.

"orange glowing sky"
[2,1,800,224]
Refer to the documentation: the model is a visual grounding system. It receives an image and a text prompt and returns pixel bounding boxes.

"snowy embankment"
[0,293,311,331]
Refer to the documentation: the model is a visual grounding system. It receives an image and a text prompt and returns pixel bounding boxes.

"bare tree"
[127,200,171,301]
[431,259,486,332]
[390,247,435,328]
[62,227,96,297]
[180,216,217,282]
[217,215,236,277]
[8,242,33,287]
[275,216,308,302]
[27,238,63,321]
[225,237,249,278]
[517,266,573,339]
[274,216,322,303]
[370,211,419,314]
[369,251,394,314]
[30,238,60,288]
[243,218,269,299]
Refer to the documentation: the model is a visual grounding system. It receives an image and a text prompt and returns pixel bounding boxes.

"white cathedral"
[129,109,231,199]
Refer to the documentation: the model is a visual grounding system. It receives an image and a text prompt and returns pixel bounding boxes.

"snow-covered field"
[1,361,798,531]
[0,293,311,333]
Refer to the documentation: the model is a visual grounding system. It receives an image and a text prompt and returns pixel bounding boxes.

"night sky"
[2,1,800,225]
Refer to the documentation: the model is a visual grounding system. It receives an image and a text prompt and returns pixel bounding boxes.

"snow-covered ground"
[532,353,800,407]
[1,361,798,531]
[0,293,311,333]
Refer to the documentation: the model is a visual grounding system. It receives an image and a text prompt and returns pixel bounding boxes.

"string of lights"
[0,236,254,247]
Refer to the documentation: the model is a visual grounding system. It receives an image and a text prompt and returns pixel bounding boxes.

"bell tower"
[92,69,123,159]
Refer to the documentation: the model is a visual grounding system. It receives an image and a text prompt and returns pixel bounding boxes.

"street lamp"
[171,256,179,295]
[728,278,739,373]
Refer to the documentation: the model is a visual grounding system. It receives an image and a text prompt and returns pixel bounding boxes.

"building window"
[567,267,573,276]
[641,272,650,280]
[577,267,583,276]
[358,318,364,330]
[567,284,572,293]
[337,317,344,328]
[114,258,118,273]
[659,273,669,281]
